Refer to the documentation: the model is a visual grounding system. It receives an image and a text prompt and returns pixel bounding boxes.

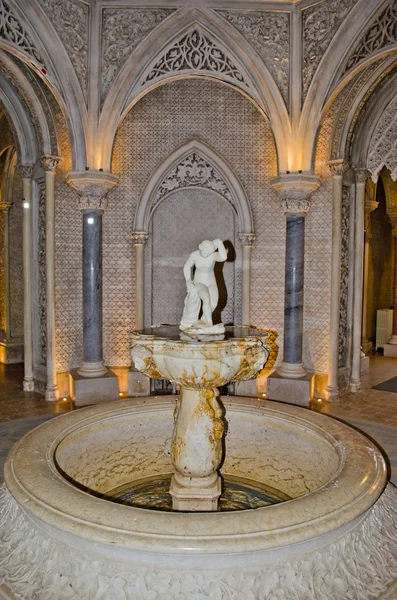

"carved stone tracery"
[142,29,249,90]
[367,94,397,182]
[0,0,44,67]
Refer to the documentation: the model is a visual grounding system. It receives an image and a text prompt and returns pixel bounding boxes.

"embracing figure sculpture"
[180,239,227,332]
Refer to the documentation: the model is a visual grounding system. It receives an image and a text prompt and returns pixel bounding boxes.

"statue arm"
[183,255,195,289]
[213,239,227,262]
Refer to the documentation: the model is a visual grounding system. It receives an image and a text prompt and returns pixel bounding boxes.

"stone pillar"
[267,174,319,407]
[238,233,256,325]
[361,180,378,354]
[384,219,397,357]
[350,168,368,391]
[41,156,61,400]
[325,160,347,402]
[17,165,35,391]
[131,231,149,330]
[67,171,119,406]
[0,200,12,364]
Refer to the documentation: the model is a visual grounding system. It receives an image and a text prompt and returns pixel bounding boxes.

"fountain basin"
[1,396,397,599]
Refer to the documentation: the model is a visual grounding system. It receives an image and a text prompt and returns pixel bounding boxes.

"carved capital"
[0,201,12,213]
[328,159,348,177]
[354,168,370,184]
[131,231,149,245]
[66,171,118,214]
[16,164,33,179]
[41,156,61,172]
[271,174,320,215]
[238,232,256,247]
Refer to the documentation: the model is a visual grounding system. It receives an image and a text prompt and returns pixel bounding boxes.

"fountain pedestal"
[131,326,270,511]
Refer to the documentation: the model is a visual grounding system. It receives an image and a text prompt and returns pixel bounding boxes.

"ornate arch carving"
[0,0,44,69]
[134,139,254,235]
[367,94,397,182]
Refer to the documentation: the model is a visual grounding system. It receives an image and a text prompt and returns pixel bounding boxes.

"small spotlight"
[99,168,103,172]
[87,217,94,224]
[286,170,290,174]
[62,397,68,401]
[317,398,322,402]
[262,393,266,398]
[298,169,302,173]
[23,202,29,209]
[119,392,123,397]
[85,166,89,170]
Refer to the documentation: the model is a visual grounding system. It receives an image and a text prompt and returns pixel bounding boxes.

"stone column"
[0,200,12,364]
[41,156,61,401]
[17,165,35,391]
[238,233,256,326]
[267,174,319,407]
[350,168,368,391]
[325,160,347,402]
[67,171,118,380]
[361,180,378,354]
[384,218,397,357]
[131,231,149,330]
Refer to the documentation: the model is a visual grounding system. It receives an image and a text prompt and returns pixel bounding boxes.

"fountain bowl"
[0,395,397,600]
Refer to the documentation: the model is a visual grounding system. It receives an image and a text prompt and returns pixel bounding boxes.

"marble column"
[17,165,35,391]
[0,201,12,363]
[41,156,61,400]
[238,233,256,326]
[131,231,149,330]
[387,221,397,345]
[271,175,319,380]
[67,171,118,378]
[326,160,347,402]
[350,168,368,392]
[361,181,378,354]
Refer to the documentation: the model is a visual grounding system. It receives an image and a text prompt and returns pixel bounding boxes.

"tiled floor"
[0,357,396,483]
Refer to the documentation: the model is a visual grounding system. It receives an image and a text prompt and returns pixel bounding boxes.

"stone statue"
[180,239,227,333]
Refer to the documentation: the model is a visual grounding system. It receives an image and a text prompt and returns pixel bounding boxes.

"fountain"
[1,239,397,599]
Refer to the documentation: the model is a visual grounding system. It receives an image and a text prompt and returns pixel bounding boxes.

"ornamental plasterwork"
[302,0,357,101]
[142,29,249,90]
[153,152,235,211]
[217,10,290,105]
[0,0,44,67]
[36,0,88,97]
[101,8,175,104]
[339,185,350,368]
[368,93,397,182]
[40,155,61,171]
[281,192,311,215]
[344,0,397,74]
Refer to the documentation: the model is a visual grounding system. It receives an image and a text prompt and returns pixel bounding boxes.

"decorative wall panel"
[36,0,88,97]
[302,0,356,101]
[217,10,290,106]
[101,8,175,103]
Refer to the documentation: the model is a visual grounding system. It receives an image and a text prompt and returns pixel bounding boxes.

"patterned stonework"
[8,172,23,344]
[302,0,356,101]
[36,0,88,97]
[142,29,249,90]
[368,93,397,182]
[101,8,174,103]
[217,10,290,105]
[37,179,46,367]
[0,0,44,67]
[154,152,235,211]
[339,185,351,367]
[344,0,397,74]
[0,211,5,336]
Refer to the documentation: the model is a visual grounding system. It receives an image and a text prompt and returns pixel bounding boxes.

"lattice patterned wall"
[8,172,23,343]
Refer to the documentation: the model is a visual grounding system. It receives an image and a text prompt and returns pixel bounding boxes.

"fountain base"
[170,471,221,511]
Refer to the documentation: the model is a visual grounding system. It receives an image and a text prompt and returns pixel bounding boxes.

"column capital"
[16,164,33,179]
[0,201,12,213]
[41,155,61,172]
[271,173,320,215]
[238,232,256,247]
[328,159,348,177]
[354,167,370,183]
[66,170,118,213]
[131,231,149,245]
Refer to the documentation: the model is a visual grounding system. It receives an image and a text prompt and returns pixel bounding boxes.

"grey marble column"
[271,174,319,379]
[238,233,256,326]
[67,171,118,378]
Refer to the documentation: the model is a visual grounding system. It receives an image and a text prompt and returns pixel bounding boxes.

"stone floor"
[1,356,397,484]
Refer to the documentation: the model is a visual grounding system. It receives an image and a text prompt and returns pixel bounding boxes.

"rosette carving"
[238,233,256,247]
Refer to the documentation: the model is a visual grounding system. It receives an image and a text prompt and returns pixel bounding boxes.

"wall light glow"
[87,217,94,224]
[23,202,30,209]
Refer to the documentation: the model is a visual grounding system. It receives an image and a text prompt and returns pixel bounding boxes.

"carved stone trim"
[0,201,11,213]
[154,151,235,210]
[238,232,256,247]
[354,168,370,183]
[131,231,149,245]
[40,155,61,172]
[141,28,249,89]
[77,195,109,213]
[16,164,33,179]
[367,94,397,182]
[344,0,397,74]
[271,174,320,215]
[0,0,44,67]
[328,159,348,177]
[66,170,119,213]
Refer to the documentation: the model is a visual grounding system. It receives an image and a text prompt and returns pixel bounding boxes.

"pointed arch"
[134,139,254,235]
[98,7,290,173]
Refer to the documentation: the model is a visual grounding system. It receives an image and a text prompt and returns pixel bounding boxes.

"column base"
[266,372,314,407]
[361,340,373,355]
[349,379,361,393]
[128,369,151,397]
[23,378,34,392]
[77,361,108,378]
[169,472,221,512]
[70,369,118,407]
[388,335,397,345]
[360,354,370,374]
[276,361,307,379]
[383,344,397,358]
[45,385,59,402]
[324,386,340,402]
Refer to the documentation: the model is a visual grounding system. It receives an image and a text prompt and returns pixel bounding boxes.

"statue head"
[198,240,215,258]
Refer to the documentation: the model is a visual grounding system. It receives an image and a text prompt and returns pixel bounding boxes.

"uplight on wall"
[87,217,94,224]
[23,202,29,209]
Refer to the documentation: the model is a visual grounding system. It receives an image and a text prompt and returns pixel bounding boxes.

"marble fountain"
[1,240,397,599]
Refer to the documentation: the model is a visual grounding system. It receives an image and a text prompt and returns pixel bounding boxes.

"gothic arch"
[98,7,289,173]
[134,139,254,235]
